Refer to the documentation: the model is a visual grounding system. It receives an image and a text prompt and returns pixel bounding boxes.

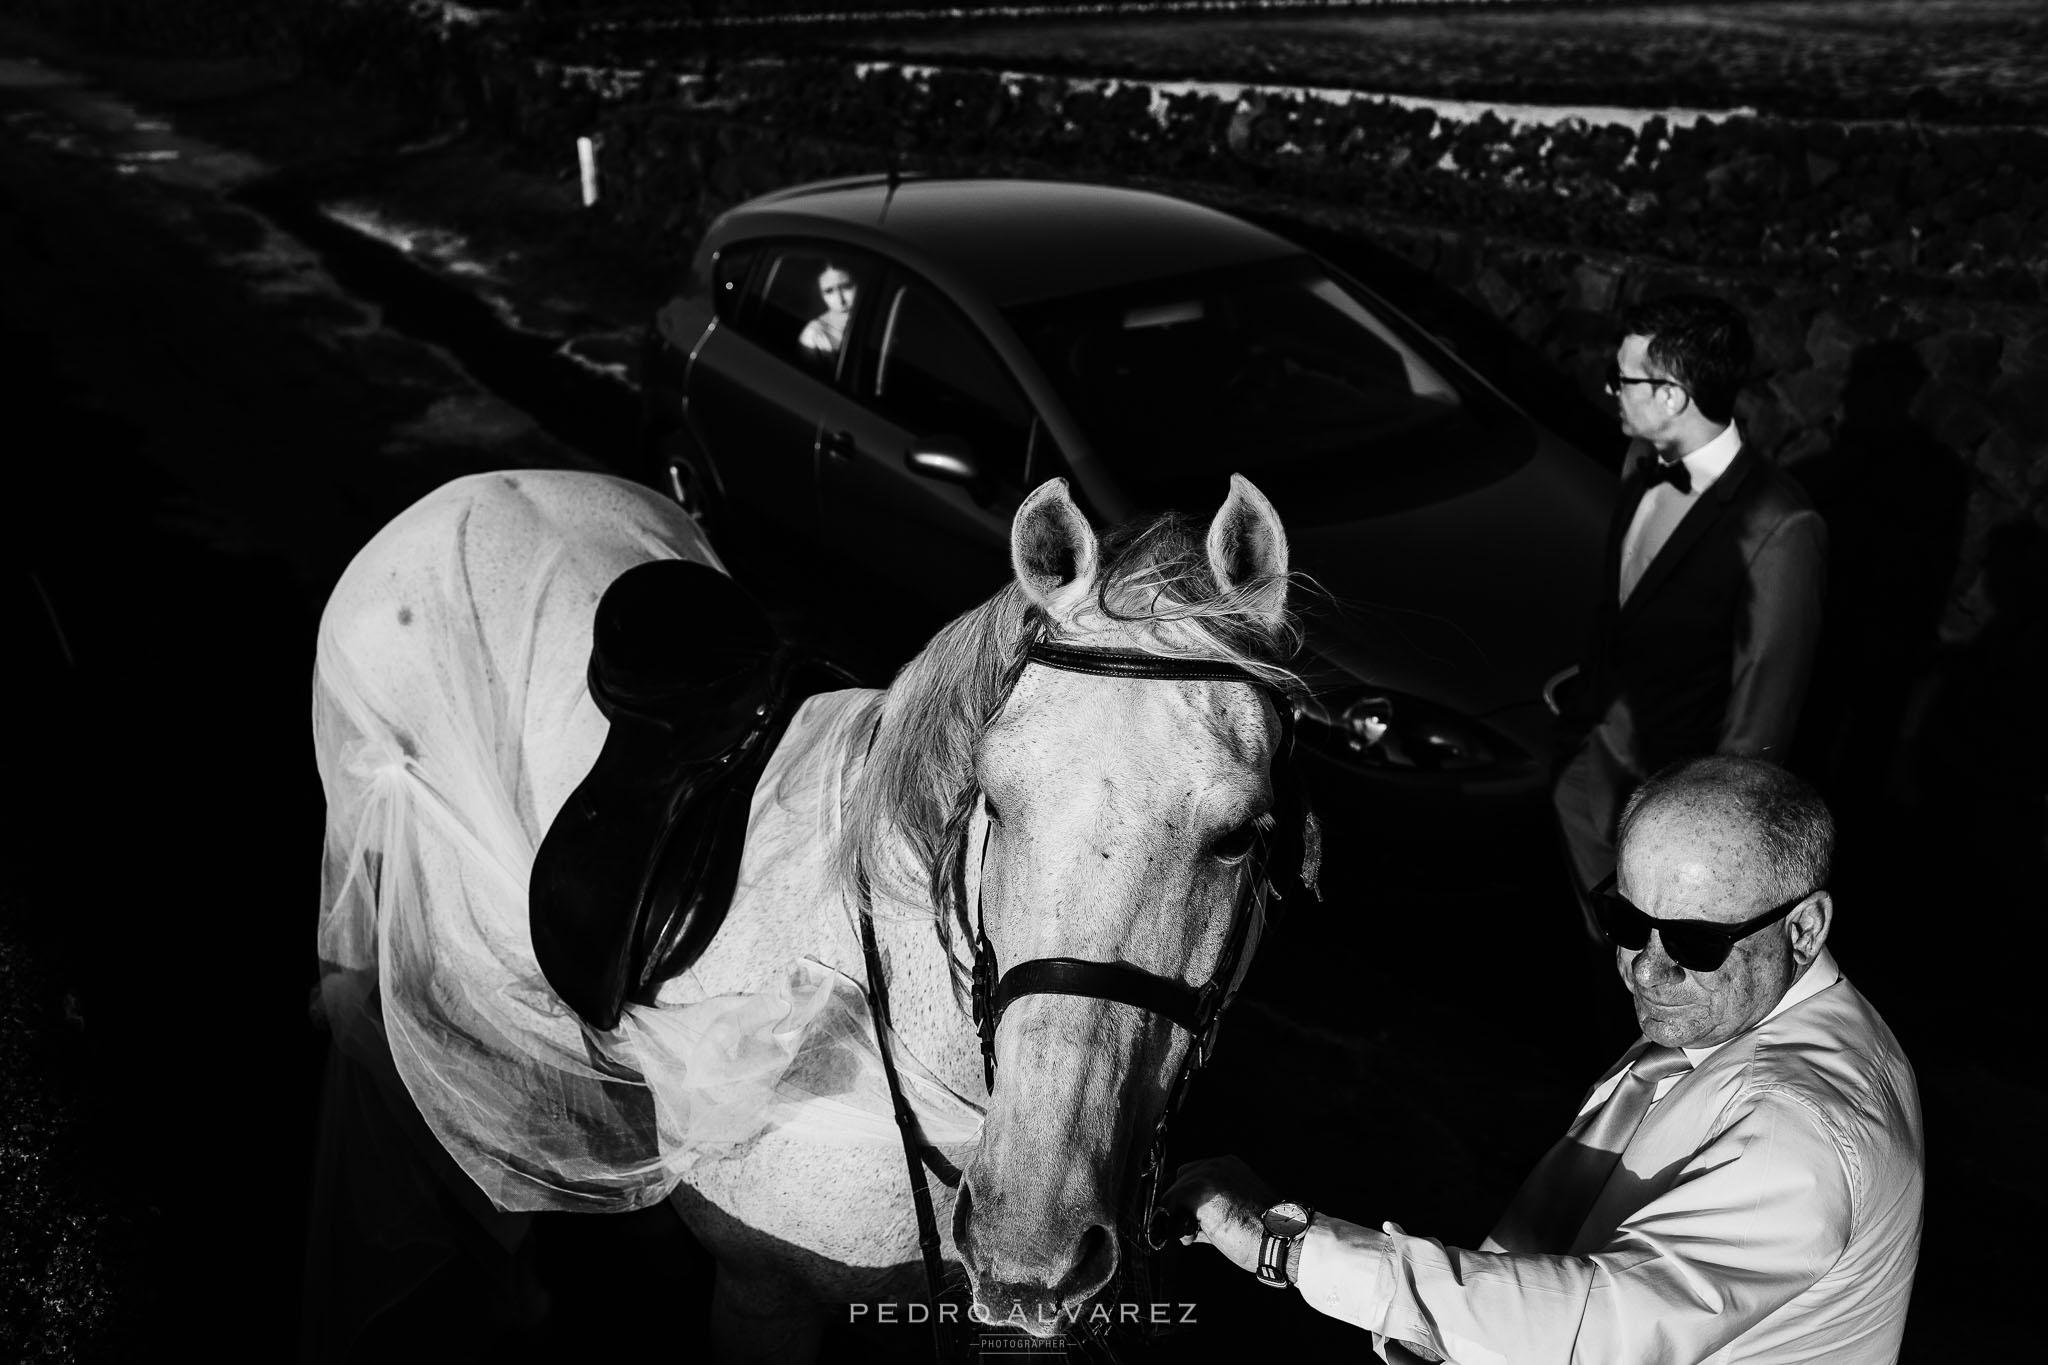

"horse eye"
[1209,821,1257,862]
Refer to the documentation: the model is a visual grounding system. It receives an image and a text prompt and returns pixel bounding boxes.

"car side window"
[731,245,875,382]
[864,282,1033,486]
[709,244,759,324]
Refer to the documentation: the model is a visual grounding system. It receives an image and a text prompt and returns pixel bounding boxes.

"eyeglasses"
[1590,874,1812,973]
[1603,361,1686,395]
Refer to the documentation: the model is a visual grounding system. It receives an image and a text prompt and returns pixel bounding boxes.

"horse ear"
[1206,474,1290,626]
[1010,477,1100,619]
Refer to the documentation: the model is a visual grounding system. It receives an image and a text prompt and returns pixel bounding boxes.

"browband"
[1026,641,1276,687]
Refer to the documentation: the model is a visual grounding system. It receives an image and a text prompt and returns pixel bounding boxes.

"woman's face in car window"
[818,266,856,317]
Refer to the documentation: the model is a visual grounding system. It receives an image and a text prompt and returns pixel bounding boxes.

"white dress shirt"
[1618,422,1743,604]
[1296,952,1924,1364]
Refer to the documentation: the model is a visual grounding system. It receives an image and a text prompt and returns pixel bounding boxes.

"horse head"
[953,475,1299,1335]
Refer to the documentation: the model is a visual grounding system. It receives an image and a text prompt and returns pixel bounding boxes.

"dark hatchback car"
[641,177,1613,797]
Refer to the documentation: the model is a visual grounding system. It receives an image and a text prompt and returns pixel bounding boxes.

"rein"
[855,639,1319,1362]
[857,867,969,1362]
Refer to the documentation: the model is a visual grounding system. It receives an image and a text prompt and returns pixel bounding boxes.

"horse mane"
[835,508,1303,1000]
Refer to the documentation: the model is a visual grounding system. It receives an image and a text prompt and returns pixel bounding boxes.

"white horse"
[311,467,1302,1360]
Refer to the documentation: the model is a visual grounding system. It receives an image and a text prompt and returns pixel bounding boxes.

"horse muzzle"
[954,1173,1120,1337]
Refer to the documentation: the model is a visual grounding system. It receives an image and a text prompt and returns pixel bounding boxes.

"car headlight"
[1295,690,1503,773]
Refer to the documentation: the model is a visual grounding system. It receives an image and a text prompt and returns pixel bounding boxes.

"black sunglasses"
[1590,874,1812,973]
[1603,361,1687,395]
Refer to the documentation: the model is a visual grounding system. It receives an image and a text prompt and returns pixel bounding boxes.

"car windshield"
[1008,257,1526,514]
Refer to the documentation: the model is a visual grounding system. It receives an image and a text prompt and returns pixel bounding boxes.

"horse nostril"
[953,1181,976,1259]
[1053,1222,1118,1305]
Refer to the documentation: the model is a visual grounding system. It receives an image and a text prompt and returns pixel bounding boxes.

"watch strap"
[1255,1203,1312,1288]
[1255,1226,1291,1287]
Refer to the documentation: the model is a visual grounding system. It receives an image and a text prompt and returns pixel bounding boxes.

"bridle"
[857,639,1320,1362]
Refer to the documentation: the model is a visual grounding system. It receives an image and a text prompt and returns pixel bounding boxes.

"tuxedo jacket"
[1572,438,1827,776]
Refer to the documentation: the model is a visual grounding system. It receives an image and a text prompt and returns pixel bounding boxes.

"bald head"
[1611,756,1836,1048]
[1618,755,1833,905]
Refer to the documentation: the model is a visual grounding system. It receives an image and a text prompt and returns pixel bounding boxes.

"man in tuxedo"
[1165,756,1924,1364]
[1553,294,1827,933]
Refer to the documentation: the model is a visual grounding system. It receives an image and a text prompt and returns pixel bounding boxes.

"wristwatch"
[1255,1199,1313,1288]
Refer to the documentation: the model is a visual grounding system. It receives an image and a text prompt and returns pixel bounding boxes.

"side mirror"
[905,436,985,488]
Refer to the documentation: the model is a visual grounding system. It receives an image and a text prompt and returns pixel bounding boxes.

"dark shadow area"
[1791,341,1972,820]
[1830,520,2047,1359]
[1803,497,2045,1364]
[1908,519,2048,930]
[5,307,161,1362]
[1787,335,2043,1032]
[5,304,325,1360]
[304,1020,713,1365]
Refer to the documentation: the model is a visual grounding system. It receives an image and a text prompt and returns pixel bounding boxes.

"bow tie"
[1642,457,1692,494]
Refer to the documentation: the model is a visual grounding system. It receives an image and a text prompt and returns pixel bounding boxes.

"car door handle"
[820,429,856,462]
[1542,664,1581,717]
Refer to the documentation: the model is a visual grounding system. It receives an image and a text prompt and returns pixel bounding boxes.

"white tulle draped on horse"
[312,467,1304,1355]
[313,470,981,1208]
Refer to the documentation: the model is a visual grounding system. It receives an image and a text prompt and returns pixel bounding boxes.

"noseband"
[857,639,1319,1362]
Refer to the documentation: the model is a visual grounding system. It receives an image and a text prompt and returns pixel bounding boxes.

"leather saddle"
[529,559,855,1032]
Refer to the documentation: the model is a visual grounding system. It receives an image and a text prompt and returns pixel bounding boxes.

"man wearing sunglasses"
[1168,756,1924,1363]
[1552,294,1827,939]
